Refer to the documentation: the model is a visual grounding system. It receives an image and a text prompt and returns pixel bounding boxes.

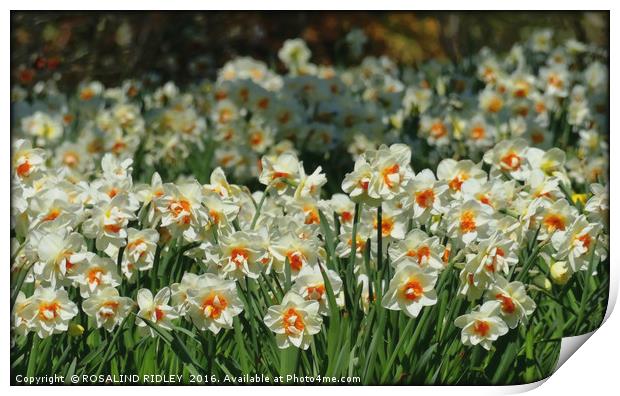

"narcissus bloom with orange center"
[186,274,244,334]
[292,267,343,315]
[22,287,78,338]
[136,287,179,337]
[454,301,508,350]
[485,276,536,329]
[264,292,322,350]
[383,262,438,318]
[82,287,134,332]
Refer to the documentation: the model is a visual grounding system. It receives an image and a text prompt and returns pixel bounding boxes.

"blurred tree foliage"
[11,11,608,88]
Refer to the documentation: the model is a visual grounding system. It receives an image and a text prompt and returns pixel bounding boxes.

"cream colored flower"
[291,266,343,315]
[271,232,320,280]
[367,144,414,201]
[389,229,444,272]
[82,193,136,258]
[382,263,438,318]
[158,181,209,243]
[446,200,494,246]
[216,231,265,280]
[23,286,78,338]
[259,152,300,195]
[454,301,509,350]
[403,169,448,223]
[34,229,86,287]
[483,139,531,181]
[82,287,134,332]
[12,291,33,336]
[170,272,201,315]
[552,215,606,272]
[185,274,244,334]
[263,292,322,350]
[12,139,47,182]
[121,228,159,279]
[341,157,380,206]
[278,38,311,70]
[69,253,121,298]
[484,276,536,329]
[21,111,63,145]
[136,287,179,336]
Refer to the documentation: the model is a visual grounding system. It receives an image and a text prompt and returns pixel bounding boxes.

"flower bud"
[550,261,572,285]
[68,323,84,337]
[533,274,552,291]
[571,193,587,205]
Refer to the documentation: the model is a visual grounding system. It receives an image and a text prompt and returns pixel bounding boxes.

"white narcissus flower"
[203,166,242,201]
[335,221,372,261]
[473,235,518,277]
[584,183,609,227]
[341,156,380,206]
[419,116,451,147]
[134,172,165,226]
[291,266,343,316]
[278,38,311,69]
[371,202,407,244]
[523,170,561,202]
[389,229,445,272]
[367,144,414,201]
[478,88,504,114]
[403,169,448,223]
[69,253,121,298]
[457,235,517,301]
[82,193,136,258]
[271,232,319,280]
[34,229,86,287]
[100,153,133,182]
[216,231,265,280]
[185,274,244,334]
[12,291,33,336]
[158,181,209,243]
[328,193,355,228]
[436,159,487,199]
[526,147,566,177]
[552,215,606,272]
[21,111,64,145]
[23,286,78,338]
[382,262,438,318]
[12,139,47,181]
[454,301,509,350]
[82,287,134,332]
[202,191,239,233]
[539,65,569,98]
[550,260,572,285]
[121,228,159,279]
[170,272,201,316]
[294,166,327,200]
[483,138,531,181]
[535,198,578,241]
[258,152,300,195]
[263,292,322,350]
[136,287,179,336]
[484,276,536,329]
[446,200,495,246]
[28,187,83,230]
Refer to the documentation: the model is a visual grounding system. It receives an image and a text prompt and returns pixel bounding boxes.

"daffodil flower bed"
[11,32,609,385]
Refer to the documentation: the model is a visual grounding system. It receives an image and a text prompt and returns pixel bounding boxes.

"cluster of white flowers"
[11,132,608,351]
[340,139,607,349]
[12,33,606,186]
[11,138,341,347]
[11,32,608,353]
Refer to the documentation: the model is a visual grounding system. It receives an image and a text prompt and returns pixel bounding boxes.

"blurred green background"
[11,11,609,87]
